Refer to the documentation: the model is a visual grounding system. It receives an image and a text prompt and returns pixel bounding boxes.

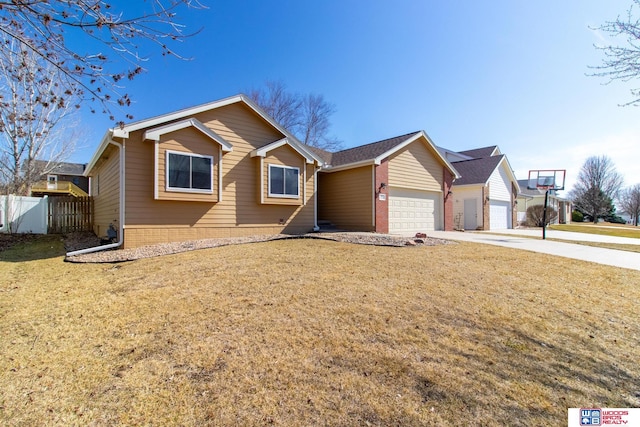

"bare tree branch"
[591,0,640,105]
[248,80,342,151]
[617,183,640,225]
[0,0,204,122]
[0,35,80,195]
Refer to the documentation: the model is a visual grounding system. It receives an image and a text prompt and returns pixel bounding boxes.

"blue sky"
[71,0,640,195]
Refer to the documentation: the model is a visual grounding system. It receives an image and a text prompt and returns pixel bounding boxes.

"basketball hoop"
[527,169,566,191]
[527,169,567,240]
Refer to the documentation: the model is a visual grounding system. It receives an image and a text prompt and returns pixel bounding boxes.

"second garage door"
[489,200,511,229]
[388,187,440,234]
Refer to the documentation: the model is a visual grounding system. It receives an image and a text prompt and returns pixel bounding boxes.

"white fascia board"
[499,156,521,193]
[319,159,375,173]
[143,118,233,152]
[109,93,323,164]
[374,131,461,179]
[84,130,114,176]
[250,138,316,164]
[112,94,246,138]
[109,94,324,164]
[436,145,474,162]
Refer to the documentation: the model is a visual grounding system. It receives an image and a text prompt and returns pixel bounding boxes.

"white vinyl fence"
[0,195,49,234]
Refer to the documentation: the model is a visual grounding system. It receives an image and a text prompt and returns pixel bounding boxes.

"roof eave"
[373,131,461,179]
[251,138,317,164]
[84,130,114,176]
[320,159,376,172]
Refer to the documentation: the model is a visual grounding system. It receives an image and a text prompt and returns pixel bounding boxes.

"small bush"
[572,210,584,223]
[606,215,626,224]
[526,205,558,227]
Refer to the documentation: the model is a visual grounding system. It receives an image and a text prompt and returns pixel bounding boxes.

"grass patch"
[549,223,640,239]
[1,238,639,426]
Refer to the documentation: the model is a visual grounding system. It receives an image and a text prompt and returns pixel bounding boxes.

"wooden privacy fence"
[48,196,93,233]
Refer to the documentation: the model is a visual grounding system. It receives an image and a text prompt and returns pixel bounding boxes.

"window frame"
[165,150,214,194]
[268,164,300,198]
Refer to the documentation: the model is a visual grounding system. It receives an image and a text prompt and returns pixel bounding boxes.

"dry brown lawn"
[549,223,640,239]
[1,237,639,426]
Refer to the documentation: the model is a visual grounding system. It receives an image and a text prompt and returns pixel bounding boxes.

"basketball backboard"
[527,169,566,191]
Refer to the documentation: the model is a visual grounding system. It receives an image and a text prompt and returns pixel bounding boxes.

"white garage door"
[489,200,511,229]
[389,187,440,234]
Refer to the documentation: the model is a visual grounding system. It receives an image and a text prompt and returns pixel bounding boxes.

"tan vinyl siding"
[318,166,374,231]
[156,127,219,202]
[111,102,315,248]
[91,144,120,238]
[262,145,305,205]
[388,139,443,191]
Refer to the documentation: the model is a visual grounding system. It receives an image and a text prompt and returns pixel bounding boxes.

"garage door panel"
[389,187,440,234]
[489,200,511,229]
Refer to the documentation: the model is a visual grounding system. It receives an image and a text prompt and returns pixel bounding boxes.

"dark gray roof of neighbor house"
[517,179,547,196]
[33,160,87,175]
[457,146,498,159]
[323,131,422,167]
[33,160,86,176]
[452,155,504,185]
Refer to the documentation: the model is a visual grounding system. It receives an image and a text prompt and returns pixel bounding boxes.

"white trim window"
[268,164,299,198]
[166,150,213,193]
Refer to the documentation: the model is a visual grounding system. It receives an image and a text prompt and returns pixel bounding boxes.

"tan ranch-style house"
[75,94,461,252]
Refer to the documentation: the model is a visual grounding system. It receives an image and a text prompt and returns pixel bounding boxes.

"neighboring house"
[312,131,460,235]
[83,95,323,249]
[30,161,90,197]
[516,179,572,225]
[439,146,519,230]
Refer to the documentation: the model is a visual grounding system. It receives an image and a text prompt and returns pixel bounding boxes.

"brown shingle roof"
[326,131,422,167]
[452,155,504,186]
[305,145,333,165]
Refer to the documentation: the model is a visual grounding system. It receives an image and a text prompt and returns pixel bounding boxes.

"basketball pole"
[542,189,549,240]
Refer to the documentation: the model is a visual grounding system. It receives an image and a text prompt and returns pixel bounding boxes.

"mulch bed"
[62,231,454,264]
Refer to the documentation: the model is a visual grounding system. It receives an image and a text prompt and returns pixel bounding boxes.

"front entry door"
[464,199,477,230]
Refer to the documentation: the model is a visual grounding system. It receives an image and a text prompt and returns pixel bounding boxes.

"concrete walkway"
[427,229,640,271]
[483,228,640,245]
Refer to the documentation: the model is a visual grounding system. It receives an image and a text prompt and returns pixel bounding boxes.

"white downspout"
[313,165,320,231]
[66,138,126,257]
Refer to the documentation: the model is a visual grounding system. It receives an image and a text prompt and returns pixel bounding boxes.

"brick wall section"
[483,184,490,230]
[443,168,455,231]
[375,160,389,234]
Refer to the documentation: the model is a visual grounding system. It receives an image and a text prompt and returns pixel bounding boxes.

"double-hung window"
[166,151,213,193]
[268,164,299,198]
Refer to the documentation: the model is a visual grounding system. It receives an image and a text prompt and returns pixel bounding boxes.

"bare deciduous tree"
[618,183,640,225]
[569,155,624,223]
[299,93,341,152]
[248,80,342,151]
[0,37,80,196]
[0,0,202,121]
[592,0,640,105]
[247,80,302,132]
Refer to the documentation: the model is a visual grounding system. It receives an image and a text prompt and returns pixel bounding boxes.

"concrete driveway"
[427,229,640,271]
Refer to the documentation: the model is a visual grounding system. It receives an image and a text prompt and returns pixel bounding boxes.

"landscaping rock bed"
[64,232,453,263]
